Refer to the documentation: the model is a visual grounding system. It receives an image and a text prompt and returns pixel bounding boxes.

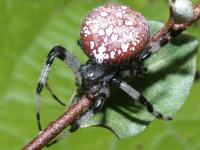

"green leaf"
[81,21,198,139]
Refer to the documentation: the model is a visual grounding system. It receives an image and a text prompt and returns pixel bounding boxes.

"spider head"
[80,64,106,96]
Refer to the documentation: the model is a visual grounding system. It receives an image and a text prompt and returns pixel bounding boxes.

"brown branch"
[172,3,200,31]
[23,96,94,150]
[148,2,200,54]
[150,3,174,45]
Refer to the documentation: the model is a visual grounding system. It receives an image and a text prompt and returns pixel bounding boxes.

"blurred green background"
[0,0,199,150]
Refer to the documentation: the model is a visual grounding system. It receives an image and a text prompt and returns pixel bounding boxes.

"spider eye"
[80,3,150,65]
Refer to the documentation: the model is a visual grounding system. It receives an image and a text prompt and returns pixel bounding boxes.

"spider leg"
[69,94,107,132]
[112,78,172,120]
[138,49,152,62]
[36,45,81,131]
[45,83,66,106]
[46,84,110,147]
[138,33,171,62]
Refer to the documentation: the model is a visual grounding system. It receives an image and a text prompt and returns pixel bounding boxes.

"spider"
[36,3,172,146]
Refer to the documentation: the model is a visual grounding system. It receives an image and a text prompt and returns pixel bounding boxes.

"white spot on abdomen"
[82,27,91,37]
[106,25,113,36]
[116,12,123,18]
[90,41,94,49]
[125,20,134,26]
[98,29,105,36]
[111,34,119,41]
[100,12,109,17]
[130,47,135,51]
[121,43,130,52]
[93,44,107,63]
[133,42,137,46]
[103,38,108,43]
[105,54,109,59]
[110,51,115,59]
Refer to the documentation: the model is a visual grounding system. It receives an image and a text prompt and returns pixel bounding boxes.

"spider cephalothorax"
[36,3,172,146]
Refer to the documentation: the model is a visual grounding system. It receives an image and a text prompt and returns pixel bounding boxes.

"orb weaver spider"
[36,3,175,146]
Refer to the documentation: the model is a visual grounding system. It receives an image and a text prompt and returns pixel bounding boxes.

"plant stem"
[23,96,94,150]
[148,3,200,54]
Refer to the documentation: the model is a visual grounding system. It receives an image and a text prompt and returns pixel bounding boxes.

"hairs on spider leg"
[45,83,66,106]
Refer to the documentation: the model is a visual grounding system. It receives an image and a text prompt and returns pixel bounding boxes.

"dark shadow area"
[171,34,197,46]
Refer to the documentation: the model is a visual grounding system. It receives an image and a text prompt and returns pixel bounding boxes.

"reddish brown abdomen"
[80,3,150,65]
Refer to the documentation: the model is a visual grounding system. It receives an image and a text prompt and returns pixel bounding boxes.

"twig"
[23,2,200,150]
[23,96,94,150]
[172,3,200,32]
[148,3,200,54]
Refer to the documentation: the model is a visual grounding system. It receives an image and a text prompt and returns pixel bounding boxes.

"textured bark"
[23,96,93,150]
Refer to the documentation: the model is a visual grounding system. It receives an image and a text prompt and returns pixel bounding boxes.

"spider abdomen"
[80,3,150,65]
